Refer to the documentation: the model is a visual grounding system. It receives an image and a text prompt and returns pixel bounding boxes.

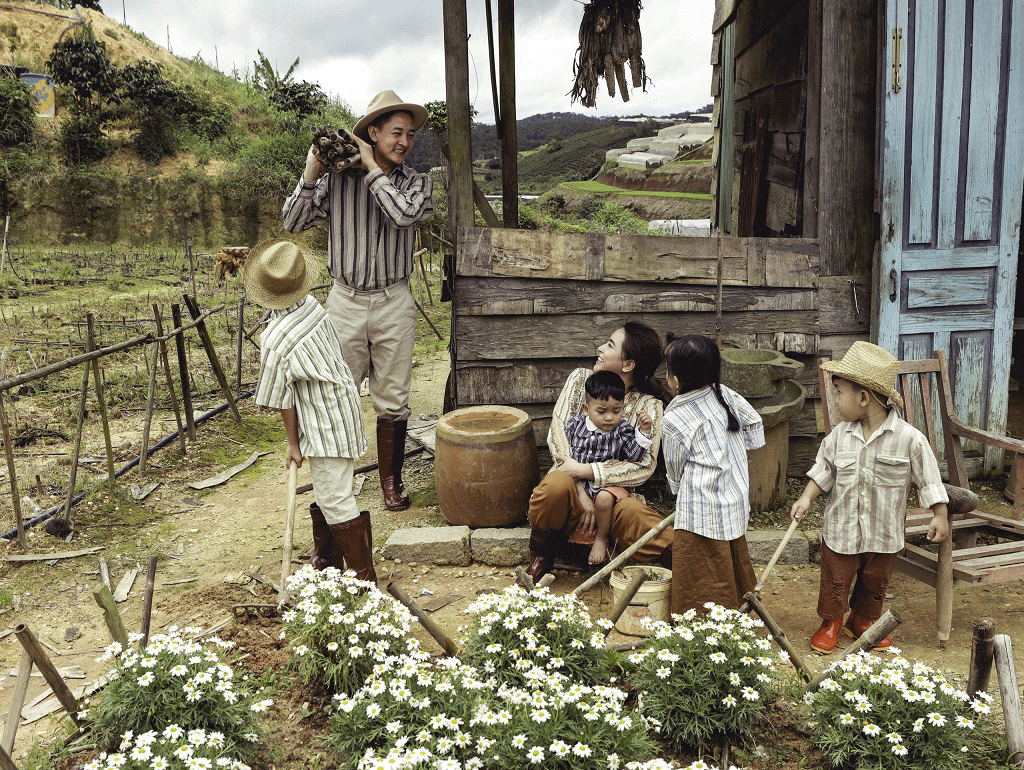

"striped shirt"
[253,295,368,459]
[662,385,765,541]
[564,414,652,497]
[548,368,663,488]
[809,410,947,555]
[282,165,433,291]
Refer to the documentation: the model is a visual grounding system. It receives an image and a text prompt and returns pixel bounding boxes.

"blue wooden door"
[877,0,1024,474]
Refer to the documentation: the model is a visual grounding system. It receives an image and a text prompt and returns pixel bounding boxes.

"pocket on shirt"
[874,455,911,487]
[834,453,858,480]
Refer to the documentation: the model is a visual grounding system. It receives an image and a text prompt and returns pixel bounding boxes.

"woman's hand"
[553,454,594,480]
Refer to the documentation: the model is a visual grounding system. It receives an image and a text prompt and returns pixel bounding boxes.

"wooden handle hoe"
[280,464,298,603]
[739,517,801,613]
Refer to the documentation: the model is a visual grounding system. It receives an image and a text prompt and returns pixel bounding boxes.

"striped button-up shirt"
[662,385,765,541]
[282,165,433,290]
[254,295,368,460]
[564,414,652,496]
[809,410,947,555]
[548,368,664,488]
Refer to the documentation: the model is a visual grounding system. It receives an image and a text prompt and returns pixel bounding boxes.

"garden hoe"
[280,463,298,603]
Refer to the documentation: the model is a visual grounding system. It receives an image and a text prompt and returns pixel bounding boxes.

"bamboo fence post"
[0,744,18,770]
[13,624,81,727]
[967,617,996,697]
[62,361,91,525]
[604,569,647,636]
[171,304,197,442]
[86,315,115,488]
[417,249,433,305]
[153,305,186,456]
[806,610,902,691]
[140,555,158,646]
[386,582,460,657]
[0,392,26,551]
[92,585,129,647]
[994,634,1024,767]
[742,592,811,680]
[182,295,240,422]
[2,650,32,754]
[139,338,161,476]
[0,333,152,394]
[236,295,244,394]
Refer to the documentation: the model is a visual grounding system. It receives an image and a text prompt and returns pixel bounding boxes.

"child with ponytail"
[660,334,765,615]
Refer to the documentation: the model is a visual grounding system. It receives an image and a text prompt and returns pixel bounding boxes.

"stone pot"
[720,348,805,399]
[746,379,807,512]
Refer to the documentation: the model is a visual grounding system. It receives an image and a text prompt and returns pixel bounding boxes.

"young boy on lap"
[791,342,949,653]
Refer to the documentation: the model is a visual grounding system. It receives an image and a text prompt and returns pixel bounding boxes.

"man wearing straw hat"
[247,239,375,583]
[283,90,432,513]
[790,341,949,653]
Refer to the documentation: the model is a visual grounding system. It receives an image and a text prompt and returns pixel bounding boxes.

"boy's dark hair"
[585,370,626,403]
[831,375,891,411]
[370,109,415,132]
[664,333,740,432]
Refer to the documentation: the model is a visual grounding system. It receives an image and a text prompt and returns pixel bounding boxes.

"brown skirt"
[670,529,756,616]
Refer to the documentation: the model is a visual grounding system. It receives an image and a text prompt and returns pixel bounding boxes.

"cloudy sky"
[117,0,715,123]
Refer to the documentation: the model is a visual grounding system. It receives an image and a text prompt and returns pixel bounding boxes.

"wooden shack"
[441,0,1024,478]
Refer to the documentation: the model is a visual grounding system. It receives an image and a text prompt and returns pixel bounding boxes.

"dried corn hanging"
[309,124,361,172]
[570,0,648,108]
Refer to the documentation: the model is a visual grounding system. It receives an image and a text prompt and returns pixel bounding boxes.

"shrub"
[82,726,253,770]
[804,649,1000,769]
[0,76,36,148]
[46,29,120,116]
[60,114,107,164]
[626,603,783,753]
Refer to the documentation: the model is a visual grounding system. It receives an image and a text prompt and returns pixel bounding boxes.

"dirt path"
[1,349,1022,763]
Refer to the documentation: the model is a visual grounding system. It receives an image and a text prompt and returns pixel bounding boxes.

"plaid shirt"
[662,385,765,540]
[809,410,947,555]
[564,414,652,497]
[254,295,367,459]
[282,165,433,290]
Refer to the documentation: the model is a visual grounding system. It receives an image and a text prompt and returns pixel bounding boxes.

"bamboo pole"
[743,592,811,680]
[0,744,18,770]
[806,610,901,691]
[572,513,674,595]
[62,361,91,525]
[605,569,647,636]
[139,339,161,476]
[86,315,115,488]
[967,617,996,697]
[153,305,186,457]
[0,392,26,550]
[171,304,196,442]
[13,624,81,727]
[92,585,129,647]
[182,295,240,422]
[2,650,32,754]
[236,294,244,393]
[280,464,297,603]
[386,582,460,657]
[994,634,1024,767]
[140,555,158,646]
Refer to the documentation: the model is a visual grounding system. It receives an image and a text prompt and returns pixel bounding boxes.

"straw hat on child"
[820,340,904,411]
[352,90,428,142]
[243,240,321,310]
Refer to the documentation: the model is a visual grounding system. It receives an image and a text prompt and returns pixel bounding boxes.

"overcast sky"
[117,0,715,124]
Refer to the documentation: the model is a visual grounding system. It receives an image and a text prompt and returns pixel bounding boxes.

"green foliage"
[46,28,120,116]
[269,80,326,118]
[0,76,35,148]
[512,124,640,193]
[252,50,298,93]
[85,629,270,759]
[59,113,107,164]
[626,605,782,753]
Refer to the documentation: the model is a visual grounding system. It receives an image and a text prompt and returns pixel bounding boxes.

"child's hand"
[927,511,950,543]
[285,445,304,469]
[790,496,811,522]
[637,412,652,437]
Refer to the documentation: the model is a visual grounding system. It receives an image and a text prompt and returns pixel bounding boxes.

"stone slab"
[746,528,810,565]
[470,527,530,566]
[382,526,471,566]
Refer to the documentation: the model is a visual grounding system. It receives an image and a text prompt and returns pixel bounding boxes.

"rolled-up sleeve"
[911,436,949,509]
[807,430,838,493]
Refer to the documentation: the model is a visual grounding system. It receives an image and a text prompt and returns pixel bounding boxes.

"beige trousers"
[308,457,358,525]
[326,279,416,421]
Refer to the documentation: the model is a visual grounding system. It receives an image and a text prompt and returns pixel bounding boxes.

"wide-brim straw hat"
[352,89,428,142]
[243,239,321,310]
[820,340,904,411]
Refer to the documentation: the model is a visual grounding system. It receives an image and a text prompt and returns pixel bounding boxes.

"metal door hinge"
[892,28,903,93]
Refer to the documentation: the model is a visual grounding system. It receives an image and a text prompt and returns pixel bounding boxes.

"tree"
[46,29,120,117]
[0,77,36,148]
[252,50,298,93]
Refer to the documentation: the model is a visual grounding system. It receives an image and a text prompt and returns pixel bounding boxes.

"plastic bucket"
[609,565,673,636]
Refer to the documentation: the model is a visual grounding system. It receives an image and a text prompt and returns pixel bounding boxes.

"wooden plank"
[758,238,818,287]
[454,360,586,404]
[897,310,995,334]
[906,271,992,309]
[958,551,1024,570]
[713,0,739,32]
[977,564,1024,585]
[905,515,988,537]
[895,553,939,587]
[903,543,987,582]
[803,0,821,239]
[767,80,808,134]
[818,276,870,334]
[443,0,474,233]
[907,0,940,245]
[765,132,802,187]
[765,181,800,233]
[901,246,998,271]
[936,0,967,249]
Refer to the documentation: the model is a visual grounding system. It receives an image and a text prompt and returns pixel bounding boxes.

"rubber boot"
[524,528,566,584]
[308,503,334,571]
[844,613,893,649]
[330,511,378,583]
[377,418,410,511]
[810,617,844,653]
[391,419,410,500]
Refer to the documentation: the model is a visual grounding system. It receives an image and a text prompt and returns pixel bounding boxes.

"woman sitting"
[525,321,674,583]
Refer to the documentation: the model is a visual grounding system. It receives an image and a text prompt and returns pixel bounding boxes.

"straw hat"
[352,90,428,142]
[820,341,904,411]
[243,240,321,310]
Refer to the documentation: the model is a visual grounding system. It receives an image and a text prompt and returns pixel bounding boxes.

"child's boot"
[330,511,378,584]
[810,617,844,653]
[308,503,334,571]
[844,613,892,649]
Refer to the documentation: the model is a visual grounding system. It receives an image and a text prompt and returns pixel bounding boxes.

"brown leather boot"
[524,528,565,584]
[329,511,378,583]
[392,419,410,499]
[308,503,334,571]
[377,418,410,511]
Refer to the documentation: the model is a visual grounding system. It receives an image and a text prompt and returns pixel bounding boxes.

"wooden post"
[13,625,81,727]
[936,535,953,643]
[182,295,240,422]
[605,569,646,636]
[497,0,519,227]
[968,617,996,697]
[236,296,244,393]
[86,315,115,487]
[98,557,111,590]
[443,0,474,236]
[386,582,460,657]
[0,745,17,770]
[2,650,31,754]
[92,585,129,647]
[62,361,91,526]
[140,555,158,646]
[743,592,811,680]
[154,305,186,456]
[139,339,160,476]
[994,634,1024,767]
[171,303,197,442]
[0,393,26,551]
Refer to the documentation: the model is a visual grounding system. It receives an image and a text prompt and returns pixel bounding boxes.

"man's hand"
[303,144,326,183]
[637,412,652,437]
[352,132,377,173]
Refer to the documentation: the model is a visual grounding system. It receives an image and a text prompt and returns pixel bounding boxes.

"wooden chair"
[817,350,1024,642]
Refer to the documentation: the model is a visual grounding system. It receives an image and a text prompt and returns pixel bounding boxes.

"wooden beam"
[443,0,474,235]
[498,0,518,227]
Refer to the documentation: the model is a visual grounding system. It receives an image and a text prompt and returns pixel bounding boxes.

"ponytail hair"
[664,333,740,432]
[620,321,671,404]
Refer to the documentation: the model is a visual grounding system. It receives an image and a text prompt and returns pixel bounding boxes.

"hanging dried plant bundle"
[309,124,361,172]
[570,0,648,108]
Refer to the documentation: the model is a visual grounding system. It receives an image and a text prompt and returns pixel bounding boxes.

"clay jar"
[434,405,540,527]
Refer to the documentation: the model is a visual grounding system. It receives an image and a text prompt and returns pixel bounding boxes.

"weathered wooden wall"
[453,228,847,474]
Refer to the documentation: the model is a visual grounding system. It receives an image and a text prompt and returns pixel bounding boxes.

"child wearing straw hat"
[246,239,375,583]
[790,341,949,653]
